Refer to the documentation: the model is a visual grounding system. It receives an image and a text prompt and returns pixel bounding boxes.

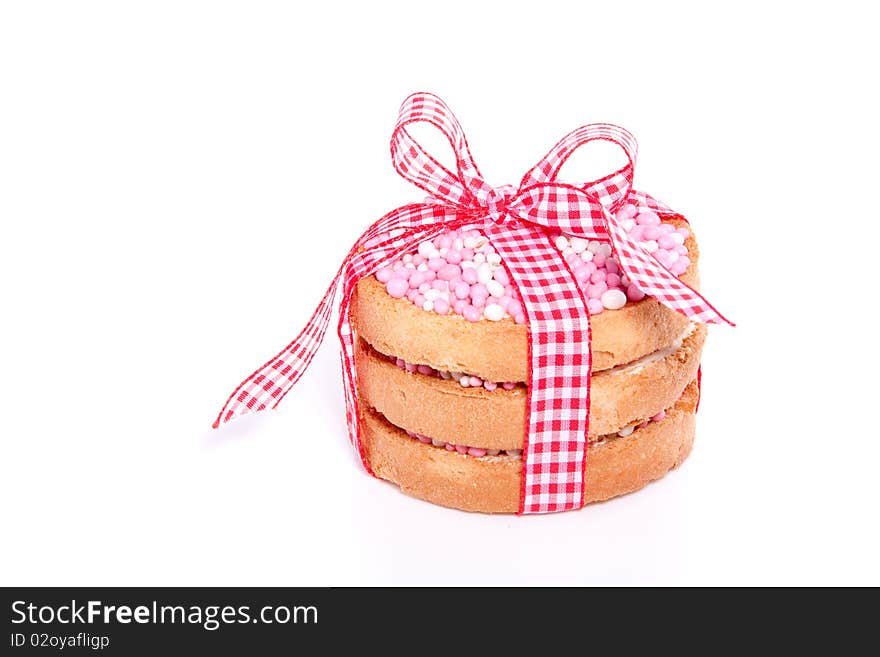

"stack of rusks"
[351,205,705,513]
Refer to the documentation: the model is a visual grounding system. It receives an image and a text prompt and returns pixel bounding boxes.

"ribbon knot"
[481,184,516,224]
[213,92,732,515]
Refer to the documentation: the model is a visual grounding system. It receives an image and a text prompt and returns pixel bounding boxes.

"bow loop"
[521,123,637,214]
[390,92,491,209]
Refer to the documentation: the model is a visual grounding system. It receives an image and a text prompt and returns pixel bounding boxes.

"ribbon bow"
[214,93,731,514]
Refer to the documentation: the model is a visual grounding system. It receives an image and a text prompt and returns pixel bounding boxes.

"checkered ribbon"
[214,92,732,514]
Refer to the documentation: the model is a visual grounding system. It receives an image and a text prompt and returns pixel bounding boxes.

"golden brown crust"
[350,220,699,382]
[354,324,705,449]
[361,380,700,513]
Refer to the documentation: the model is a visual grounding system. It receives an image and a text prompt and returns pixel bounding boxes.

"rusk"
[354,324,705,449]
[361,379,700,513]
[350,219,699,382]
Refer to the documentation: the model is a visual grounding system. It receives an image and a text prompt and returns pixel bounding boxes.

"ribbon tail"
[212,266,345,428]
[485,222,593,514]
[605,207,734,327]
[213,202,467,431]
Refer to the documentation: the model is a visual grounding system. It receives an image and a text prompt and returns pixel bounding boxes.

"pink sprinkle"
[468,375,483,387]
[592,253,607,268]
[638,420,650,429]
[375,267,394,283]
[483,381,497,391]
[642,225,660,241]
[502,382,516,390]
[574,265,591,283]
[428,257,445,271]
[514,313,526,324]
[418,435,432,444]
[626,284,646,301]
[418,282,430,294]
[405,362,416,373]
[586,282,608,299]
[445,443,455,451]
[605,260,619,275]
[658,235,678,250]
[461,247,475,260]
[637,210,661,226]
[455,444,468,454]
[433,297,450,314]
[411,254,425,266]
[606,273,621,288]
[493,268,509,286]
[438,264,461,280]
[408,271,426,288]
[461,267,478,284]
[467,447,487,457]
[431,279,447,291]
[413,293,426,307]
[446,250,462,264]
[470,283,488,300]
[463,305,482,322]
[507,301,522,318]
[453,282,470,299]
[438,235,452,249]
[651,410,667,422]
[417,364,434,375]
[587,298,604,314]
[385,278,408,298]
[590,270,606,284]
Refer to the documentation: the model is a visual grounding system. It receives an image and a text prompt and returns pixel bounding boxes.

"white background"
[1,1,878,585]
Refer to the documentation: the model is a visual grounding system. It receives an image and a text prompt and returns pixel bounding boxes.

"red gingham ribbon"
[214,93,732,514]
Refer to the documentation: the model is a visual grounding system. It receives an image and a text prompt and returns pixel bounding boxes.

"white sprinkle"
[417,263,429,271]
[487,449,501,456]
[432,438,446,447]
[439,371,452,380]
[555,235,569,250]
[483,303,505,321]
[486,280,505,298]
[486,252,502,265]
[598,243,612,258]
[477,262,494,284]
[670,233,685,245]
[424,289,440,301]
[601,289,627,310]
[439,247,448,256]
[570,237,587,253]
[587,240,600,254]
[461,261,476,269]
[453,238,464,249]
[474,252,486,264]
[422,300,434,312]
[642,240,659,253]
[562,247,575,258]
[405,262,415,269]
[580,251,593,263]
[403,254,413,263]
[620,218,635,231]
[506,449,522,458]
[418,241,437,258]
[665,250,680,265]
[618,426,635,437]
[459,377,470,387]
[464,237,479,249]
